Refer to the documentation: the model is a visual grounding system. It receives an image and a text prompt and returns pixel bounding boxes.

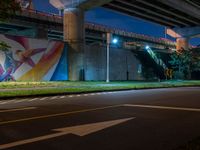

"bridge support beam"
[176,37,189,51]
[167,26,200,51]
[64,8,85,81]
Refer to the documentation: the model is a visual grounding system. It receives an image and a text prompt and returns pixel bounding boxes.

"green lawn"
[0,80,200,98]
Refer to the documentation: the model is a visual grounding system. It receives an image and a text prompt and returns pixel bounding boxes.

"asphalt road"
[0,87,200,150]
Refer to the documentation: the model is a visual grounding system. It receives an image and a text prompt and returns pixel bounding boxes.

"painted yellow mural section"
[19,42,64,81]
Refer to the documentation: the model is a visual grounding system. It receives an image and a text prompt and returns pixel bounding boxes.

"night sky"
[33,0,200,45]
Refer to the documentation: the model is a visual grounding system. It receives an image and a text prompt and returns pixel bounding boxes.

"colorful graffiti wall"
[0,34,68,81]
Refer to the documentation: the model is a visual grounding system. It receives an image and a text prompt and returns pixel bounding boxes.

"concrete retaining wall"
[85,44,142,81]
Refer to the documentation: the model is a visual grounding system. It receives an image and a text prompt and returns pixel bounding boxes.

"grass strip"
[0,80,199,98]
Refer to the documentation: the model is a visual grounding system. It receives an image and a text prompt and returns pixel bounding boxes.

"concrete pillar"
[64,8,85,81]
[176,37,189,51]
[29,0,34,9]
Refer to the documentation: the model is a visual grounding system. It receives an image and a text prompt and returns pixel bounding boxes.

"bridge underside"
[103,0,200,28]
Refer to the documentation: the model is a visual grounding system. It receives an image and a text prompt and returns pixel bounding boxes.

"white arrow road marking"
[124,104,200,112]
[0,117,135,149]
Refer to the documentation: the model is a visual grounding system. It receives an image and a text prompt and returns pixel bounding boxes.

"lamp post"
[106,33,111,83]
[106,33,118,83]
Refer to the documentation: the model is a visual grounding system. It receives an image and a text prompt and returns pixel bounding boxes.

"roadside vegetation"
[0,80,200,98]
[169,48,200,80]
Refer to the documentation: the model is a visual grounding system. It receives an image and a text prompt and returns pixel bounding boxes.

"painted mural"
[0,34,68,81]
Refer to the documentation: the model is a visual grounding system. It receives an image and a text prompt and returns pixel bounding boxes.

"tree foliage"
[169,48,200,79]
[0,0,21,51]
[0,0,21,21]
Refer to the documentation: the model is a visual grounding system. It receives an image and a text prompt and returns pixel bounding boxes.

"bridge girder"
[103,0,200,28]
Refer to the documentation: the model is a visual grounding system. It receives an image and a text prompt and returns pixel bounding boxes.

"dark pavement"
[0,87,200,150]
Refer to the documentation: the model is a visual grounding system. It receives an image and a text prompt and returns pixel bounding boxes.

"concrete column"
[176,37,189,51]
[64,8,85,81]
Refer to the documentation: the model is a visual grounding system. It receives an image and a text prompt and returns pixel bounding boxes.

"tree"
[0,0,21,21]
[169,48,200,79]
[0,0,21,51]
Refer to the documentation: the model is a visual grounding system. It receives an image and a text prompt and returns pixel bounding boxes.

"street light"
[106,33,118,83]
[145,45,150,50]
[112,38,118,44]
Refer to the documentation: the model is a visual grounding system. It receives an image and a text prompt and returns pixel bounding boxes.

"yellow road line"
[0,105,122,126]
[0,107,37,113]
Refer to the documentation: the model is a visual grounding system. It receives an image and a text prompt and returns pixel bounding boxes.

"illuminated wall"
[0,34,68,81]
[0,34,142,81]
[85,44,143,81]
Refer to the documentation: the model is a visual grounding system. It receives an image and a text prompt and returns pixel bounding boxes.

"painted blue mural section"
[51,44,68,81]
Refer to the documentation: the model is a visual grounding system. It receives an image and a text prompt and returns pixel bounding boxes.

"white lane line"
[28,98,39,102]
[76,95,81,97]
[50,96,59,100]
[83,94,88,96]
[68,95,74,98]
[90,93,96,96]
[0,107,37,113]
[0,104,123,126]
[13,99,28,103]
[96,93,102,95]
[124,104,200,112]
[40,97,48,101]
[60,96,66,99]
[103,92,108,94]
[108,92,114,94]
[7,100,17,103]
[0,101,9,105]
[0,100,17,104]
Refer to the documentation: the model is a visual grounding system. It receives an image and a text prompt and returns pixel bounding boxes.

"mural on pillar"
[0,34,68,81]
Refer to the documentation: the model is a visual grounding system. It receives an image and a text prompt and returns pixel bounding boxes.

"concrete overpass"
[104,0,200,50]
[50,0,200,28]
[2,9,175,49]
[103,0,200,28]
[47,0,200,80]
[102,0,200,51]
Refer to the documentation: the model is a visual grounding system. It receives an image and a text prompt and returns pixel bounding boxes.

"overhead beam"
[116,0,189,27]
[168,26,200,38]
[106,3,179,27]
[79,0,113,10]
[159,0,200,20]
[49,0,113,10]
[134,0,200,25]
